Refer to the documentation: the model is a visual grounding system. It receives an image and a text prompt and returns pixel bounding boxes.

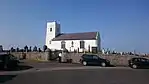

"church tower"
[45,21,61,47]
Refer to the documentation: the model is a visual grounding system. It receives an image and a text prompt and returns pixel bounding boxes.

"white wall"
[96,32,101,51]
[47,40,99,52]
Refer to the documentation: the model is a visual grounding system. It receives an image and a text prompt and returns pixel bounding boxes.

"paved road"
[1,66,149,84]
[19,61,83,68]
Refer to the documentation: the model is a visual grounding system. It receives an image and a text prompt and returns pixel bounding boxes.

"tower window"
[50,28,52,32]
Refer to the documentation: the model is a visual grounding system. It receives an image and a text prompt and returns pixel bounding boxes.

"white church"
[45,21,101,52]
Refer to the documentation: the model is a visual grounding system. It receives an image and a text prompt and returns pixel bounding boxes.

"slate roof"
[52,32,98,41]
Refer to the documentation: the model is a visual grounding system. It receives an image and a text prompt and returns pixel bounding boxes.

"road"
[0,62,149,84]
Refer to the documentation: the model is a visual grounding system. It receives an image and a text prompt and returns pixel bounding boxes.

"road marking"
[31,66,132,72]
[0,66,134,75]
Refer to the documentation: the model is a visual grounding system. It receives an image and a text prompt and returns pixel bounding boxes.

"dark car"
[0,54,19,70]
[80,54,110,67]
[128,57,149,69]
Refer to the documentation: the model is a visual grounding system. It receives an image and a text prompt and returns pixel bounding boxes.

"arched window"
[61,41,66,49]
[71,41,74,47]
[88,45,90,52]
[80,41,85,49]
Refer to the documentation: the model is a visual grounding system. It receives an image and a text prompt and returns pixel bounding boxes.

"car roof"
[82,54,97,56]
[82,54,101,58]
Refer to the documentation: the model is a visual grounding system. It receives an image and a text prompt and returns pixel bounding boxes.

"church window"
[61,41,66,49]
[80,41,85,49]
[71,41,74,47]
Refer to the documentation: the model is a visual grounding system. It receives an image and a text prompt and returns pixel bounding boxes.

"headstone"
[44,48,51,61]
[102,48,105,54]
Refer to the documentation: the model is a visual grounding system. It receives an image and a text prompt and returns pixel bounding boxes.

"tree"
[24,45,28,52]
[43,45,47,52]
[10,47,15,52]
[29,46,32,52]
[16,47,19,52]
[0,45,3,52]
[33,46,37,51]
[38,48,41,52]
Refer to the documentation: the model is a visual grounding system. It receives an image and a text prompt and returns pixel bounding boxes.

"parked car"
[128,57,149,69]
[0,54,19,70]
[80,54,110,67]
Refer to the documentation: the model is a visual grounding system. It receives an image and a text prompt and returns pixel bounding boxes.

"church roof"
[52,32,98,41]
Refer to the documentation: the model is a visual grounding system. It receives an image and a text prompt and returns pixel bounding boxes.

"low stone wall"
[10,52,49,61]
[99,54,149,66]
[65,53,149,66]
[98,55,135,66]
[10,52,24,59]
[10,52,149,66]
[64,53,84,63]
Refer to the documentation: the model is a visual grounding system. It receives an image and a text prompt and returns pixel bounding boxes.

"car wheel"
[101,62,106,67]
[83,61,87,66]
[132,64,137,69]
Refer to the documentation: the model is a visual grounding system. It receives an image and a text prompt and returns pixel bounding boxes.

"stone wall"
[10,51,149,66]
[65,53,149,66]
[10,52,49,61]
[98,55,136,66]
[64,53,84,63]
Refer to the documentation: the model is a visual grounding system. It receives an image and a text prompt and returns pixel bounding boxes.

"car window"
[140,59,145,62]
[87,55,93,59]
[138,58,141,61]
[134,58,138,62]
[83,55,93,59]
[141,58,149,62]
[93,55,99,59]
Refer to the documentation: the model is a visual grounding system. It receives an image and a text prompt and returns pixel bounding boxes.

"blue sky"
[0,0,149,53]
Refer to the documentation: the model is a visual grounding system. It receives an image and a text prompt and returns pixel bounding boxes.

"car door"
[141,58,149,67]
[146,59,149,67]
[83,55,93,64]
[0,57,3,69]
[139,58,146,67]
[133,58,141,66]
[0,56,5,69]
[87,55,96,64]
[92,55,100,65]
